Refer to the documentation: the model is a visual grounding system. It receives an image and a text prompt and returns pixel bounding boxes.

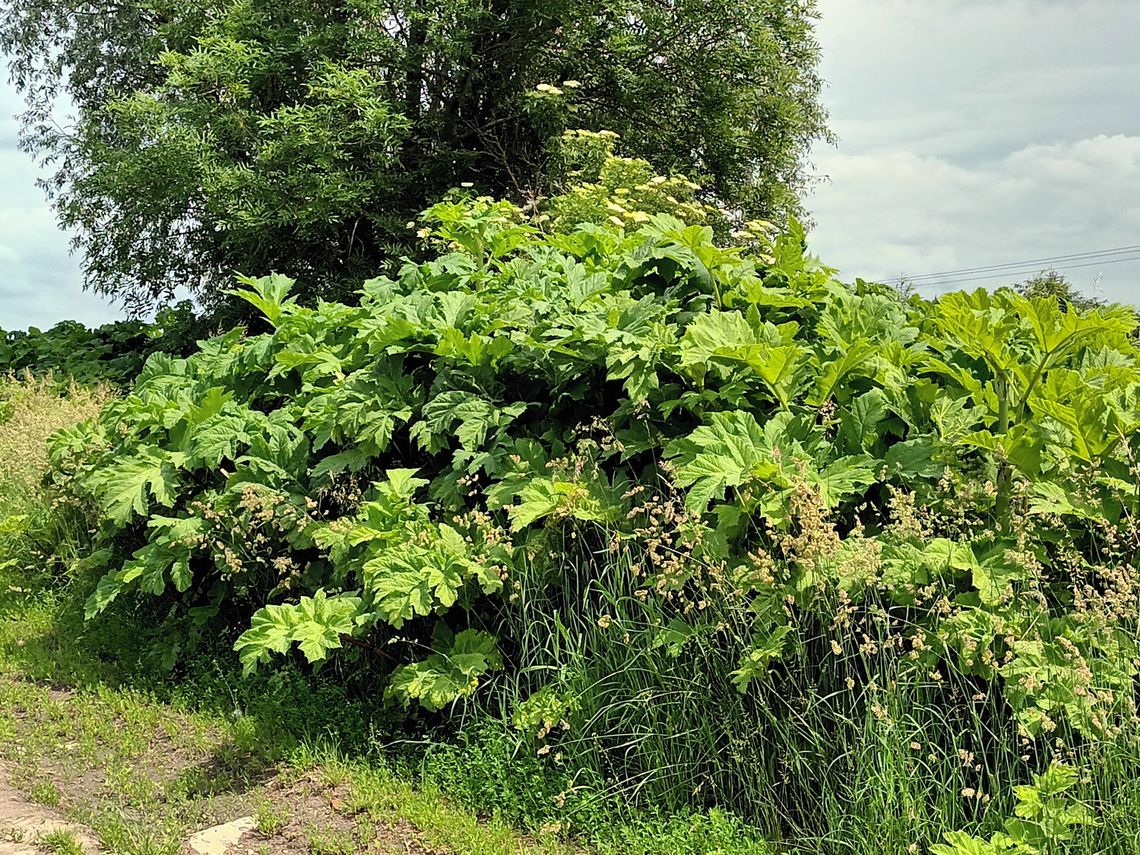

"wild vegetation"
[0,375,593,854]
[0,302,199,385]
[1,1,1137,850]
[2,134,1138,853]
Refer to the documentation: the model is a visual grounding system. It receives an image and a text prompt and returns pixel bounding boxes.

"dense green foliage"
[932,763,1096,855]
[0,374,769,855]
[1,302,200,385]
[1017,270,1105,314]
[1,0,1134,845]
[32,146,1140,850]
[1,0,829,311]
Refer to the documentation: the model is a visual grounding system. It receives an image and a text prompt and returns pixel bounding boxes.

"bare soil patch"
[0,682,443,854]
[211,773,437,855]
[0,765,101,854]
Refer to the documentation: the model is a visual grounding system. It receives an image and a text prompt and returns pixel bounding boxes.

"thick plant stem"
[995,371,1012,532]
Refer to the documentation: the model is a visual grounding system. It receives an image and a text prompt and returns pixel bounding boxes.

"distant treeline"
[1,302,201,385]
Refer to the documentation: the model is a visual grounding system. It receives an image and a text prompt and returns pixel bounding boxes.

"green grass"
[421,527,1140,855]
[0,556,768,854]
[0,659,574,855]
[253,796,291,835]
[28,779,63,807]
[40,830,86,855]
[0,663,574,855]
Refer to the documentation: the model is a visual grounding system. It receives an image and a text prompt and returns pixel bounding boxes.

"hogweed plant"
[933,763,1096,854]
[35,137,1140,847]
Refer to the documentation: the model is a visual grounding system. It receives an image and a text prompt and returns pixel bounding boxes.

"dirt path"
[0,676,556,855]
[0,760,433,855]
[0,772,100,854]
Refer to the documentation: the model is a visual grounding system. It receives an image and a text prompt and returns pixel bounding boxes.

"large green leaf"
[92,448,181,525]
[363,537,475,627]
[228,273,298,327]
[808,339,877,406]
[386,629,502,711]
[234,591,363,674]
[414,390,527,453]
[667,410,770,513]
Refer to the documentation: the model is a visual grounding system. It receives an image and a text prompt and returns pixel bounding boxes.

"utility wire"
[885,244,1140,284]
[907,253,1140,291]
[891,245,1140,283]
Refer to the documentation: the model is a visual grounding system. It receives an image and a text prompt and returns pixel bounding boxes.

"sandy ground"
[0,776,100,854]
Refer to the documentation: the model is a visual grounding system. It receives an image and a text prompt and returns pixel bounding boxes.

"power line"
[891,245,1140,283]
[885,244,1140,284]
[907,253,1140,291]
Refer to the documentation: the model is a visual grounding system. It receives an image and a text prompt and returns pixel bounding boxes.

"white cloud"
[808,0,1140,305]
[809,134,1140,302]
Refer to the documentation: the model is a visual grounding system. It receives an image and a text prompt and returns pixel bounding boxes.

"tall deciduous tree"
[1,0,830,312]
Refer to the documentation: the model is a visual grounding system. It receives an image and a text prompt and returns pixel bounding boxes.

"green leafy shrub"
[46,142,1140,842]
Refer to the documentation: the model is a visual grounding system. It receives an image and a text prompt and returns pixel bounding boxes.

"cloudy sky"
[1,0,1138,328]
[808,0,1140,304]
[0,83,118,329]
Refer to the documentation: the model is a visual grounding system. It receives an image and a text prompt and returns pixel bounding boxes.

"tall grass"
[471,519,1140,854]
[0,374,111,574]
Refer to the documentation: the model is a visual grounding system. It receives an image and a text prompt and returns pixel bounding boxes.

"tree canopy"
[1016,270,1105,313]
[1,0,830,312]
